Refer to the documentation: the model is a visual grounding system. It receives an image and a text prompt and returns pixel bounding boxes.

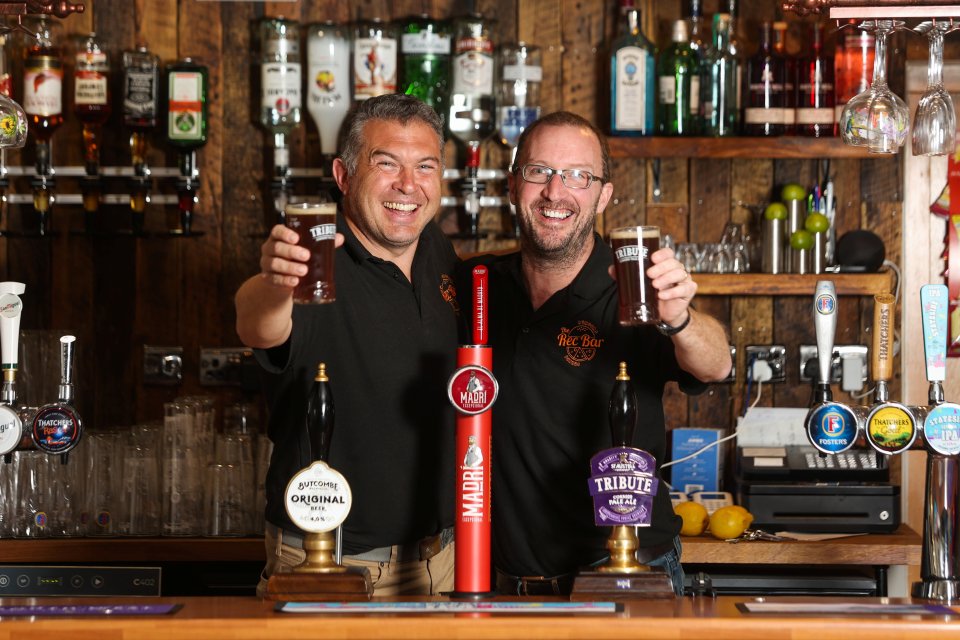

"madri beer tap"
[804,280,860,455]
[913,284,960,601]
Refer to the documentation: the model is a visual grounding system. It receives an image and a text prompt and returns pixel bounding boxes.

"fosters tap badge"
[807,403,859,454]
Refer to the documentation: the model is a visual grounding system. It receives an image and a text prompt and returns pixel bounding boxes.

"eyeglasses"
[518,163,603,190]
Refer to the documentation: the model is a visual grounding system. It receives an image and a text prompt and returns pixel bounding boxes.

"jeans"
[645,536,685,595]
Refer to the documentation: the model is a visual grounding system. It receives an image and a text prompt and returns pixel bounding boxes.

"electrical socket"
[798,344,868,384]
[199,347,254,386]
[745,345,787,384]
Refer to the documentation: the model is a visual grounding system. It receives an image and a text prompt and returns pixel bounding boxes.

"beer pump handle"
[920,284,949,386]
[813,280,837,403]
[0,282,25,402]
[608,362,638,447]
[306,363,335,463]
[871,293,895,401]
[59,335,75,404]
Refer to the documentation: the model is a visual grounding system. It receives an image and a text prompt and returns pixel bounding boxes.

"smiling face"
[510,124,614,266]
[333,118,443,262]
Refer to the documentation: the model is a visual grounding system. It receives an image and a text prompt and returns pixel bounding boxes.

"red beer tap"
[449,265,496,599]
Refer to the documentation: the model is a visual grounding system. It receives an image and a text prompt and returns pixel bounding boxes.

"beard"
[517,197,598,268]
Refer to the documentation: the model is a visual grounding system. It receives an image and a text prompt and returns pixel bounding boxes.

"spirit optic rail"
[0,2,84,17]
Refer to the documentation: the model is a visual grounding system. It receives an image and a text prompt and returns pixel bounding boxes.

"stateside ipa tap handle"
[813,280,837,402]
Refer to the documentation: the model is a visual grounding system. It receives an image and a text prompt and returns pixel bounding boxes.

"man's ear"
[597,180,614,214]
[332,158,350,196]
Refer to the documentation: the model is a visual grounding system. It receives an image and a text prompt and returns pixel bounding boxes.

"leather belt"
[268,523,453,563]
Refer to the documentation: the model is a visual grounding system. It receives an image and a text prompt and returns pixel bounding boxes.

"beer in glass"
[610,225,659,325]
[285,201,337,304]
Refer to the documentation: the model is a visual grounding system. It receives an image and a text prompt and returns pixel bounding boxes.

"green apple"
[804,212,830,233]
[781,183,806,202]
[790,229,815,250]
[764,202,788,220]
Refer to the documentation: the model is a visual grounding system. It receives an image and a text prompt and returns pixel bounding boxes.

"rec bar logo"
[557,320,605,366]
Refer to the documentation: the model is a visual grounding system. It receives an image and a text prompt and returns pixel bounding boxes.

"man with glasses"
[459,111,731,596]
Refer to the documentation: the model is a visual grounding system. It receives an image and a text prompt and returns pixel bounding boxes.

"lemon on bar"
[674,501,709,537]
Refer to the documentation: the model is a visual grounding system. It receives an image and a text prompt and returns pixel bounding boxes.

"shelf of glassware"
[830,7,960,19]
[608,136,873,159]
[695,271,894,296]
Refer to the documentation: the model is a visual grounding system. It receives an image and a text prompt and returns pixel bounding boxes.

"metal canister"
[812,231,827,274]
[762,217,784,274]
[785,199,804,272]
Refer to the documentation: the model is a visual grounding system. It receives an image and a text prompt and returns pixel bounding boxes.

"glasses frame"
[517,163,604,190]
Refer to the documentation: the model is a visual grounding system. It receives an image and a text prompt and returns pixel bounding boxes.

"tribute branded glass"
[610,225,660,326]
[285,201,338,304]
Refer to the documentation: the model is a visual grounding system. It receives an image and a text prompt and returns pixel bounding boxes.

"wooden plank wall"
[0,0,909,435]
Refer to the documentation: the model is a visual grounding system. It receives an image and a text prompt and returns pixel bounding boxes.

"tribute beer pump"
[0,282,24,463]
[447,265,497,598]
[265,363,373,601]
[571,362,674,600]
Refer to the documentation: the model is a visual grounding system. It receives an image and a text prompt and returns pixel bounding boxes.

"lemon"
[709,506,751,540]
[726,504,755,527]
[674,501,709,537]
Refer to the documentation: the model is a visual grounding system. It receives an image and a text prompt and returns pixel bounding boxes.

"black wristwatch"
[657,312,691,336]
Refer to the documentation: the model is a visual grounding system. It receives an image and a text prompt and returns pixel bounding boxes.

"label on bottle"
[402,31,451,55]
[308,35,351,155]
[168,71,204,142]
[124,68,158,123]
[452,51,494,96]
[744,107,789,124]
[261,61,302,114]
[23,55,62,117]
[353,36,397,99]
[689,76,700,113]
[614,46,650,131]
[502,64,542,82]
[265,37,300,60]
[795,107,834,125]
[74,69,108,106]
[284,460,352,534]
[658,76,676,105]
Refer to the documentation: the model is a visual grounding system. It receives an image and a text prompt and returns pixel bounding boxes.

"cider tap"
[0,282,25,463]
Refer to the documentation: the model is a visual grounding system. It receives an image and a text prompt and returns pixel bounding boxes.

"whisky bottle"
[400,14,451,114]
[609,0,655,136]
[122,45,159,174]
[23,18,63,174]
[73,32,110,175]
[307,21,350,161]
[353,18,399,101]
[260,17,302,178]
[657,19,699,136]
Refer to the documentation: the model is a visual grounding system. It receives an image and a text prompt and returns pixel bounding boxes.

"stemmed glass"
[912,21,957,156]
[839,20,910,154]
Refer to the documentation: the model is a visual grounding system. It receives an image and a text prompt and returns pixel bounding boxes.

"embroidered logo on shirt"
[440,274,460,314]
[557,320,605,366]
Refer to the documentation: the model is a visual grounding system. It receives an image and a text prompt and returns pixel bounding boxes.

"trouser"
[256,523,455,598]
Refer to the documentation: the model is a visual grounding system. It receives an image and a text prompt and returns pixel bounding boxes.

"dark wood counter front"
[0,596,956,640]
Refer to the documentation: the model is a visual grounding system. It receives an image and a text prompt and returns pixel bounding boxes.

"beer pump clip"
[0,281,24,461]
[804,280,861,456]
[913,284,960,601]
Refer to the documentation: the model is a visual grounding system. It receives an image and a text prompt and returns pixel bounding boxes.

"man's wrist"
[656,310,691,336]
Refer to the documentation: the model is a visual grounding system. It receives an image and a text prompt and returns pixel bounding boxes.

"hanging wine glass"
[912,21,957,157]
[839,20,910,153]
[0,27,26,148]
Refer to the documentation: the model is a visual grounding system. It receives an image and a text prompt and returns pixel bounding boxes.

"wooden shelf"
[694,271,895,296]
[0,537,265,563]
[608,136,873,159]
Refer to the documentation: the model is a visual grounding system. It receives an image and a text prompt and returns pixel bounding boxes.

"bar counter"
[0,595,957,639]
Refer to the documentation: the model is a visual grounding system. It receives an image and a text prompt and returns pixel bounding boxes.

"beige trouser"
[256,525,455,598]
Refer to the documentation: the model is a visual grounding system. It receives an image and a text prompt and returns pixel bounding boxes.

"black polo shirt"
[256,213,459,555]
[460,234,703,578]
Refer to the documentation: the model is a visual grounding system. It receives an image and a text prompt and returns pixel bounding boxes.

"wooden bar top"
[0,595,955,640]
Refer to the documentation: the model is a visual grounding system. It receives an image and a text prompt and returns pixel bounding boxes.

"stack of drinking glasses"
[675,222,751,275]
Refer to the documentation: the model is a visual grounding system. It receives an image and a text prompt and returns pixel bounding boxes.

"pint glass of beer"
[285,201,337,304]
[610,225,660,326]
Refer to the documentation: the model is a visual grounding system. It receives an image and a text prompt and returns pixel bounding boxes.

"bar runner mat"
[279,601,620,614]
[0,604,181,617]
[738,602,959,617]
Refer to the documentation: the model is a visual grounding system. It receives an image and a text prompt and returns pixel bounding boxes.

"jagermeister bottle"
[400,14,451,114]
[165,58,208,175]
[353,18,399,101]
[73,33,111,175]
[122,45,159,174]
[260,17,302,177]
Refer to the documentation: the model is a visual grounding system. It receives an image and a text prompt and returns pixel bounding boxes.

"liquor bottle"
[306,362,335,463]
[609,0,656,136]
[400,14,451,114]
[122,45,159,174]
[772,21,796,135]
[307,21,350,162]
[73,33,110,175]
[744,22,785,136]
[657,19,699,136]
[166,58,207,235]
[701,13,738,137]
[260,17,302,178]
[23,18,63,174]
[726,0,743,117]
[498,42,541,237]
[353,18,399,101]
[687,0,706,57]
[796,23,835,137]
[834,20,874,127]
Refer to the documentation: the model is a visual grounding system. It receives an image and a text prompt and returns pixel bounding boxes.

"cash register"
[735,408,900,533]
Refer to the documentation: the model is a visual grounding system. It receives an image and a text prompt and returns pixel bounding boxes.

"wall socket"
[143,346,183,385]
[798,344,868,385]
[199,348,255,386]
[745,345,787,383]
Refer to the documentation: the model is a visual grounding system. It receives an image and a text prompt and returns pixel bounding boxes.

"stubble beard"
[519,203,597,270]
